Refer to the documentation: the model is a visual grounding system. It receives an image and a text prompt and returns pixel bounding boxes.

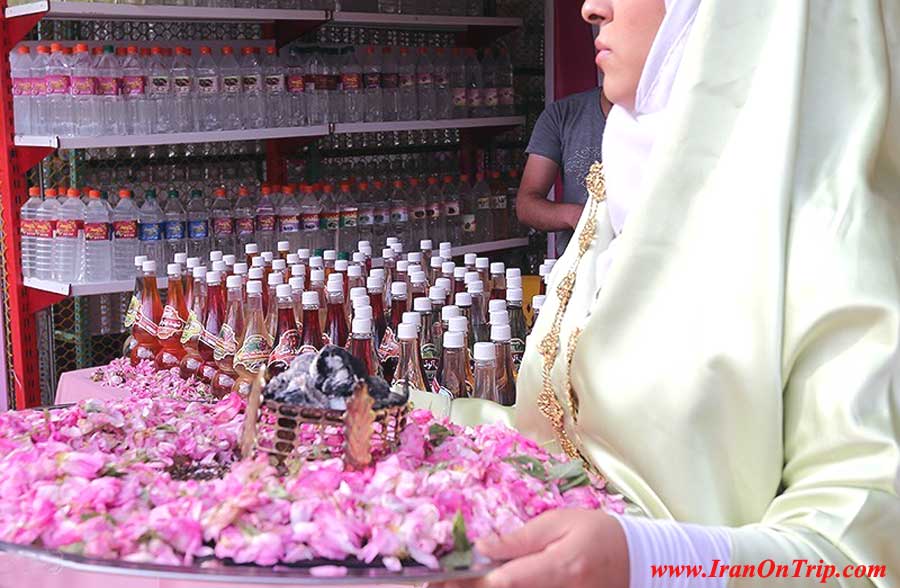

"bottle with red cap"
[20,186,44,279]
[240,47,265,129]
[53,188,85,283]
[129,260,163,365]
[156,263,189,371]
[256,185,277,252]
[219,46,242,130]
[211,188,236,256]
[83,189,112,283]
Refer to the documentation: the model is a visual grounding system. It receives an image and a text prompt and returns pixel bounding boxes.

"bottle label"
[382,73,399,89]
[477,196,492,210]
[427,203,442,219]
[411,206,427,221]
[484,87,499,107]
[492,194,508,210]
[197,76,219,94]
[325,74,340,91]
[302,213,320,232]
[113,220,138,240]
[31,78,44,97]
[234,334,271,372]
[45,75,70,96]
[279,215,300,233]
[123,295,140,328]
[139,222,163,242]
[399,74,416,89]
[96,76,121,96]
[122,75,146,96]
[321,212,340,231]
[363,72,382,89]
[358,208,374,227]
[222,75,241,94]
[298,344,319,356]
[287,75,305,94]
[180,310,203,344]
[84,222,110,242]
[341,73,362,91]
[377,327,401,363]
[157,305,185,340]
[268,329,301,370]
[134,308,158,338]
[70,76,96,96]
[321,333,332,347]
[500,87,515,106]
[510,338,525,370]
[188,219,209,240]
[390,207,409,223]
[417,72,433,88]
[199,326,224,350]
[340,209,358,228]
[452,87,467,107]
[56,219,79,239]
[374,207,391,225]
[164,220,186,240]
[212,217,234,236]
[20,219,37,238]
[304,74,317,91]
[11,78,31,96]
[256,214,276,233]
[31,220,54,238]
[434,72,450,89]
[421,343,439,383]
[173,75,192,96]
[235,217,255,236]
[462,214,477,234]
[242,74,262,94]
[467,88,483,108]
[149,76,171,95]
[444,201,460,217]
[213,323,238,361]
[265,74,286,94]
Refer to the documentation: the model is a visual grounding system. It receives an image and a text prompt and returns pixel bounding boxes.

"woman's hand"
[436,509,629,588]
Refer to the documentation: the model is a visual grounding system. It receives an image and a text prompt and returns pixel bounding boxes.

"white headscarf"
[602,0,701,235]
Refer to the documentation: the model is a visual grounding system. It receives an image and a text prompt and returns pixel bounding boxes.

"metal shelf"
[333,116,524,135]
[25,276,167,296]
[332,10,522,31]
[450,238,528,257]
[4,1,328,22]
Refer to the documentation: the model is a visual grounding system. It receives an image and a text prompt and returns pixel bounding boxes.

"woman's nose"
[582,0,612,26]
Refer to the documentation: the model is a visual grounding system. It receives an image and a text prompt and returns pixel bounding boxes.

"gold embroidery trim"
[537,162,606,465]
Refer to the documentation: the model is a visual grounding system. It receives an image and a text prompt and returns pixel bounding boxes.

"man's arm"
[516,154,585,232]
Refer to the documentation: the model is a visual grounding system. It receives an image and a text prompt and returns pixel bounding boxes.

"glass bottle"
[211,275,245,398]
[414,296,441,389]
[265,271,285,340]
[467,280,490,343]
[491,323,517,406]
[437,331,471,399]
[349,318,380,378]
[380,281,407,382]
[475,257,490,289]
[233,280,271,397]
[122,254,148,357]
[409,270,429,307]
[155,263,189,370]
[298,290,324,354]
[310,268,327,331]
[530,294,546,334]
[368,275,388,348]
[448,314,475,387]
[473,342,498,402]
[129,260,163,365]
[197,271,226,383]
[507,287,527,371]
[454,292,476,353]
[267,284,302,379]
[245,243,259,267]
[490,262,506,301]
[289,276,304,330]
[179,266,208,379]
[395,323,428,390]
[324,279,349,347]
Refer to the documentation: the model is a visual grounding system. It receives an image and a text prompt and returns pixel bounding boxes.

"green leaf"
[440,548,474,570]
[504,455,549,481]
[441,511,474,570]
[428,423,454,447]
[549,460,591,493]
[155,424,177,433]
[99,464,126,478]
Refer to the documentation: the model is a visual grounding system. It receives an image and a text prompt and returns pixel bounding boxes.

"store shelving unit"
[0,1,528,409]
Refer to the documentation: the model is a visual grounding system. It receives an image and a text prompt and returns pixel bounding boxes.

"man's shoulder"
[547,88,603,119]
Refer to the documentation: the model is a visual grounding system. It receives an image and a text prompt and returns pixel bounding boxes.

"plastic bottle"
[94,46,123,135]
[264,272,284,337]
[397,47,418,121]
[52,189,84,283]
[69,44,98,136]
[138,190,165,268]
[415,47,436,120]
[20,187,43,278]
[82,189,112,283]
[507,287,527,370]
[286,47,308,127]
[450,47,468,119]
[233,280,271,397]
[263,46,287,128]
[179,266,208,380]
[471,341,498,401]
[121,46,149,135]
[464,48,484,118]
[338,182,359,254]
[389,180,410,247]
[381,46,399,122]
[29,45,50,136]
[46,43,73,136]
[277,184,301,251]
[11,46,32,135]
[211,275,245,397]
[371,181,391,250]
[325,48,343,123]
[341,46,365,123]
[378,0,399,12]
[497,48,515,116]
[318,184,339,252]
[218,46,243,130]
[481,48,498,117]
[297,290,323,354]
[156,263,189,370]
[305,49,325,125]
[129,260,163,365]
[232,186,256,253]
[240,47,265,129]
[181,190,208,261]
[395,322,428,389]
[361,46,383,123]
[110,190,139,280]
[470,172,494,241]
[420,176,443,243]
[438,331,470,398]
[267,284,302,378]
[255,185,277,252]
[206,188,233,256]
[147,47,172,134]
[161,188,185,262]
[195,46,221,132]
[432,47,452,120]
[170,47,196,132]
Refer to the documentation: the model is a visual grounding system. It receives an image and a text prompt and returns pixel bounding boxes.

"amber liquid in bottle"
[268,305,302,379]
[438,344,471,399]
[381,293,407,383]
[233,286,271,397]
[396,334,428,390]
[211,282,245,398]
[122,267,144,358]
[299,303,324,355]
[490,274,506,303]
[155,270,189,370]
[493,338,517,406]
[197,279,225,383]
[369,288,388,348]
[325,291,349,347]
[349,330,380,377]
[179,274,207,380]
[130,268,163,366]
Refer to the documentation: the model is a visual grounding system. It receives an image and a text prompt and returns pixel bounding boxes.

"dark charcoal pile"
[167,455,234,481]
[264,346,408,411]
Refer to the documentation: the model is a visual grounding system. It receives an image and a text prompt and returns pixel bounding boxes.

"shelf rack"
[0,1,527,409]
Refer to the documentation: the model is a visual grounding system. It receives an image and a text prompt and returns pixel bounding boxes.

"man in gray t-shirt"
[519,88,608,255]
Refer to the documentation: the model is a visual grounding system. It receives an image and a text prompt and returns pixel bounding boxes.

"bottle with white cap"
[489,262,506,300]
[212,260,227,274]
[244,243,259,267]
[289,277,304,328]
[489,309,509,326]
[507,287,527,369]
[441,304,461,333]
[455,291,474,350]
[123,254,150,334]
[379,281,408,382]
[467,280,490,344]
[265,271,284,335]
[475,256,490,288]
[178,265,208,380]
[184,256,201,297]
[277,240,291,262]
[530,294,546,334]
[419,239,433,263]
[415,295,441,385]
[473,341,498,402]
[507,275,522,290]
[463,252,477,271]
[440,260,455,282]
[349,284,368,321]
[428,255,444,284]
[438,330,472,399]
[324,278,350,347]
[506,267,521,281]
[174,252,188,268]
[448,314,475,379]
[233,262,249,279]
[267,283,302,378]
[223,254,236,275]
[347,263,366,297]
[261,250,275,267]
[488,298,507,315]
[299,290,324,354]
[323,249,337,277]
[155,262,189,371]
[272,258,288,283]
[209,250,224,263]
[233,279,271,397]
[464,270,480,287]
[310,268,327,332]
[211,274,245,397]
[196,270,225,383]
[438,241,452,261]
[367,275,388,347]
[396,322,428,391]
[435,277,453,306]
[402,311,421,333]
[410,270,429,306]
[349,317,382,378]
[129,260,163,365]
[490,323,517,405]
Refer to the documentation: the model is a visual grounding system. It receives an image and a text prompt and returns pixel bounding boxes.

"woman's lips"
[595,49,612,68]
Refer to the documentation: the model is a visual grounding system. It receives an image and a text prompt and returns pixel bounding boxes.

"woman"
[434,0,900,586]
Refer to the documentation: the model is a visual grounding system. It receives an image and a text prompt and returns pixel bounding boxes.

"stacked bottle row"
[5,0,334,7]
[20,171,525,284]
[124,238,552,402]
[343,0,483,16]
[11,42,514,137]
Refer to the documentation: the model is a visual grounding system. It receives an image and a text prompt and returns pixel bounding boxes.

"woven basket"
[240,370,410,472]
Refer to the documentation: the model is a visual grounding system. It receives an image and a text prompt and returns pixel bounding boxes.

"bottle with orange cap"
[52,188,85,283]
[46,43,73,136]
[20,186,44,279]
[234,186,256,253]
[129,260,163,366]
[211,188,236,256]
[278,184,301,251]
[256,185,277,252]
[112,189,141,280]
[83,189,112,283]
